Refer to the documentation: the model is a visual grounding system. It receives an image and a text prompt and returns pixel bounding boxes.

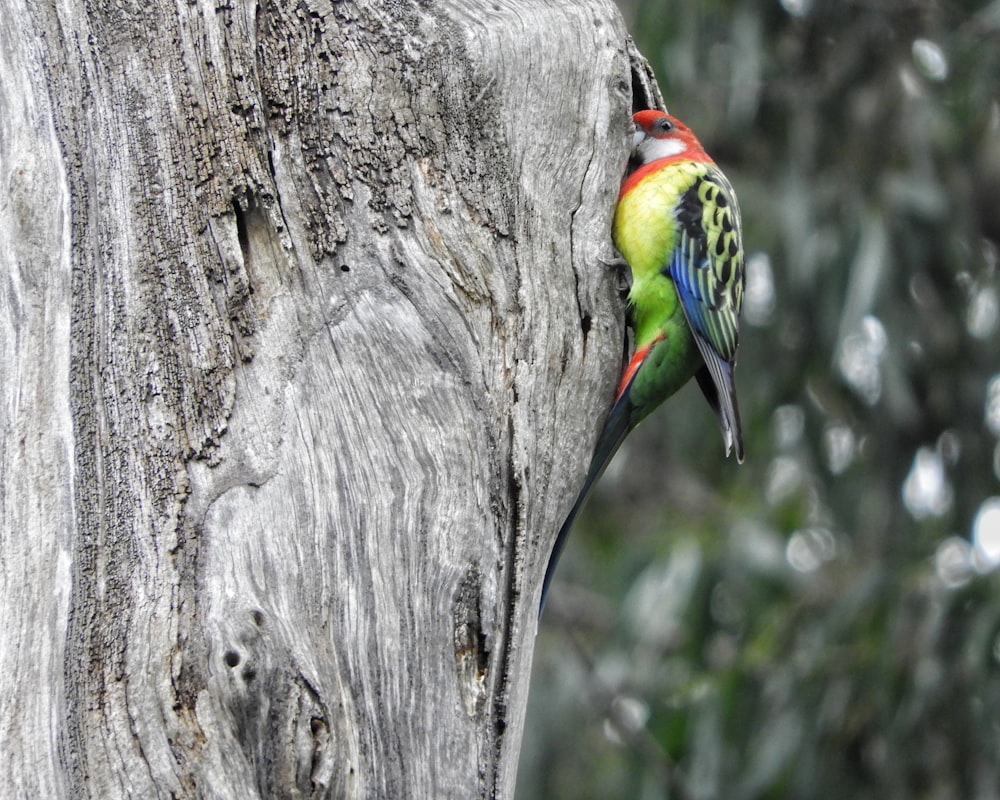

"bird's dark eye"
[657,117,674,133]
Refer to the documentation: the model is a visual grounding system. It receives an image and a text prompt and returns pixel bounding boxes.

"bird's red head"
[631,110,712,166]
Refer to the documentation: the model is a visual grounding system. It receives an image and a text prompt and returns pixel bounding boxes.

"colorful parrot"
[541,109,746,614]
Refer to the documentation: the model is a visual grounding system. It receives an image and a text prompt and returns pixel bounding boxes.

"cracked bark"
[0,0,653,797]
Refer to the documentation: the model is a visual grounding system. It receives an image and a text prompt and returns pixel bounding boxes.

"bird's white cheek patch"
[643,136,687,161]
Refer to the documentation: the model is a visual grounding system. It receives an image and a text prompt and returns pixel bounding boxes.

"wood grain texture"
[0,0,641,796]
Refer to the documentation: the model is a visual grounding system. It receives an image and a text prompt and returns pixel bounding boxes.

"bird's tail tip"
[724,428,745,464]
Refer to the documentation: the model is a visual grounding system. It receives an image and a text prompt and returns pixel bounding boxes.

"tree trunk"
[0,1,654,796]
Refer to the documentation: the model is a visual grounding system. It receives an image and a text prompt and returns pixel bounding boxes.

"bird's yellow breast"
[613,160,707,269]
[612,160,706,346]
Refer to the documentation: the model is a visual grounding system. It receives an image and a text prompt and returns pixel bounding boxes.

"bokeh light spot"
[972,497,1000,572]
[766,456,804,505]
[779,0,810,17]
[744,252,776,326]
[967,285,999,339]
[823,423,856,475]
[902,447,953,520]
[912,38,949,82]
[934,537,973,588]
[838,315,887,405]
[605,695,650,742]
[985,375,1000,437]
[772,404,805,449]
[786,527,836,573]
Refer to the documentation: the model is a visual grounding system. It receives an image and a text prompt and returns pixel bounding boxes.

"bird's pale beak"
[632,128,646,148]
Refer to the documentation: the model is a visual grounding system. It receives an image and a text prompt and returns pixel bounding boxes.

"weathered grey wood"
[0,0,639,797]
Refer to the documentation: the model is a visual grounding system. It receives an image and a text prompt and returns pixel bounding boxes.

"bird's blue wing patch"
[666,170,744,362]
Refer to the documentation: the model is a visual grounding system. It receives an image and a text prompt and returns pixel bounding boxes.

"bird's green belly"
[627,312,701,426]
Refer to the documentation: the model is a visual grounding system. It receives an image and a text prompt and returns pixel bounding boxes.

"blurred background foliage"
[519,1,1000,798]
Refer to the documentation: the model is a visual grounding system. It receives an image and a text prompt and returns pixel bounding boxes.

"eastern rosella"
[541,109,746,613]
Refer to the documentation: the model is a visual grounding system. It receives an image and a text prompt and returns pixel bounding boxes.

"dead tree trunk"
[0,1,655,796]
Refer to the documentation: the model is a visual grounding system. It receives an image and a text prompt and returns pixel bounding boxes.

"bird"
[540,109,746,615]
